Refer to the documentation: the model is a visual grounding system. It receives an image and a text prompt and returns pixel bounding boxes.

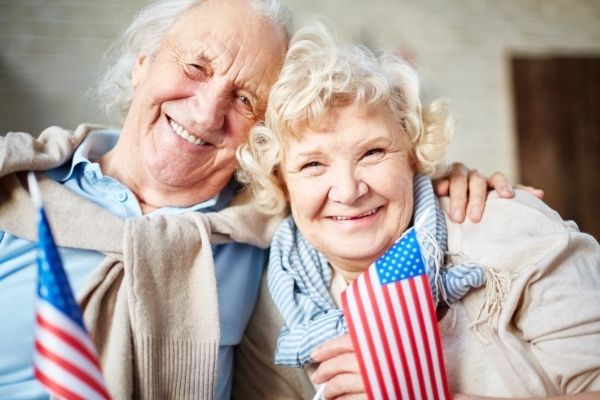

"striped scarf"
[268,174,485,367]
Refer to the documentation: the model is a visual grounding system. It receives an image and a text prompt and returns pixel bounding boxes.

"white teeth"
[360,208,378,217]
[169,119,205,146]
[333,216,351,221]
[332,208,378,220]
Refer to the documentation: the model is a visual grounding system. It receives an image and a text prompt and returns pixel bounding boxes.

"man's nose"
[191,83,228,132]
[328,168,368,204]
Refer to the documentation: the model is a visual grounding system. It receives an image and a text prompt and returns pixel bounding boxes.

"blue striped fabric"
[268,174,485,367]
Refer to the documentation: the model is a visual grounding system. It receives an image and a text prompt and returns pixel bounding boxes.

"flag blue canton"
[36,208,86,330]
[376,228,425,285]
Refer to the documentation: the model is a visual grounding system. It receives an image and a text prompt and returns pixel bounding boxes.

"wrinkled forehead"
[167,0,287,109]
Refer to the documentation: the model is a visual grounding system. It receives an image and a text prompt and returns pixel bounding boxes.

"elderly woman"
[236,23,600,399]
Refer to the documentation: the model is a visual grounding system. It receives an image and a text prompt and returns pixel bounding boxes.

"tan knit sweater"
[0,125,284,399]
[233,192,600,398]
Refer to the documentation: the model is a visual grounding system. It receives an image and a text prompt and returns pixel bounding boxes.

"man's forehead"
[172,0,269,35]
[165,0,286,107]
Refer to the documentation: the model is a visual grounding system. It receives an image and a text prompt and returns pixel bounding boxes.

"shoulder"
[441,189,576,234]
[439,190,598,273]
[1,124,114,170]
[440,189,579,241]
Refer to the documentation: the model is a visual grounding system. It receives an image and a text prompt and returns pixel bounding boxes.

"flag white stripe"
[34,320,105,385]
[402,278,435,399]
[369,268,410,399]
[36,301,98,356]
[346,282,383,400]
[388,281,423,399]
[34,351,106,400]
[415,277,448,398]
[358,274,395,398]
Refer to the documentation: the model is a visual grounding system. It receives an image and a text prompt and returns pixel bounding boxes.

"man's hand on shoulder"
[433,162,544,223]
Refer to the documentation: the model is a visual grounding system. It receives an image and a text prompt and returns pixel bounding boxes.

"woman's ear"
[274,168,290,201]
[131,54,151,88]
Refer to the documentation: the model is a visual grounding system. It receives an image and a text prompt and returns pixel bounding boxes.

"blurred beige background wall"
[1,0,599,181]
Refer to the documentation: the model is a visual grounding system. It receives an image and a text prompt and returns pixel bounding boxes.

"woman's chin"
[322,242,387,271]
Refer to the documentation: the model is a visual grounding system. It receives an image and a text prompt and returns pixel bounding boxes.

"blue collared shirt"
[0,130,267,399]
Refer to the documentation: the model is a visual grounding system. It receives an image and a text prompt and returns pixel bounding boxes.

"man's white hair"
[96,0,292,124]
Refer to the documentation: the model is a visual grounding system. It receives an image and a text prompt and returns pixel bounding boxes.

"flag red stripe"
[355,278,388,397]
[34,367,86,400]
[419,275,451,398]
[408,277,439,399]
[35,340,111,400]
[36,314,101,369]
[381,284,416,399]
[341,291,375,400]
[395,280,428,398]
[364,271,402,398]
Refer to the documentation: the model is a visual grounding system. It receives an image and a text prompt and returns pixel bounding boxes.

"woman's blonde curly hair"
[237,22,453,215]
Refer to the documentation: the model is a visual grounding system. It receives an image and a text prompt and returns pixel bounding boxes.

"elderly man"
[0,0,524,399]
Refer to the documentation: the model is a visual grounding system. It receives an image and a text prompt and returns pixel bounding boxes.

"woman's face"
[281,103,415,280]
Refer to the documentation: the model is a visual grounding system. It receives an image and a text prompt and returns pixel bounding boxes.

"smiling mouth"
[168,118,207,146]
[330,207,381,221]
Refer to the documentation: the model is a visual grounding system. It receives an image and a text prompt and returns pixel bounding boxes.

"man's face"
[121,0,287,204]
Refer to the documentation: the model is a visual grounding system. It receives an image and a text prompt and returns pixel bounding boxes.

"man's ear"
[132,54,151,88]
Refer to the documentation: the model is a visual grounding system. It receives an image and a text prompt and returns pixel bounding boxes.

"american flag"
[341,228,450,400]
[28,173,111,400]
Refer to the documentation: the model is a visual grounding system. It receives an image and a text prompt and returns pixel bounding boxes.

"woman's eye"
[301,161,321,169]
[363,148,385,158]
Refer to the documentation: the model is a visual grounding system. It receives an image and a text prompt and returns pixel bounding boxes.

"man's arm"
[433,162,544,223]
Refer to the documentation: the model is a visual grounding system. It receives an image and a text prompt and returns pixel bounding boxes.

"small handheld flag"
[341,228,450,400]
[28,172,111,400]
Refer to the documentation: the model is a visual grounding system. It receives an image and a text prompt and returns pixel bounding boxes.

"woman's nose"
[328,170,368,204]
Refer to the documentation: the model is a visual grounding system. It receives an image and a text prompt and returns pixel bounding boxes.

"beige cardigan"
[233,191,600,398]
[0,125,284,399]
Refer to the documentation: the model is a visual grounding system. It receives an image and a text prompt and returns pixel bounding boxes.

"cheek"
[286,178,323,219]
[227,114,255,144]
[384,171,414,222]
[376,159,414,198]
[387,173,413,201]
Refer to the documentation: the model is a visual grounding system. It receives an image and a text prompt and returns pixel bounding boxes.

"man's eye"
[238,95,251,106]
[184,64,207,79]
[234,94,256,119]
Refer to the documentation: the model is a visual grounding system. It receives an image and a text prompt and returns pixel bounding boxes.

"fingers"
[333,394,368,400]
[515,184,545,199]
[310,335,366,400]
[432,177,450,197]
[311,334,354,362]
[465,170,488,223]
[312,352,359,384]
[487,171,515,198]
[437,163,544,223]
[320,373,364,399]
[447,162,469,223]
